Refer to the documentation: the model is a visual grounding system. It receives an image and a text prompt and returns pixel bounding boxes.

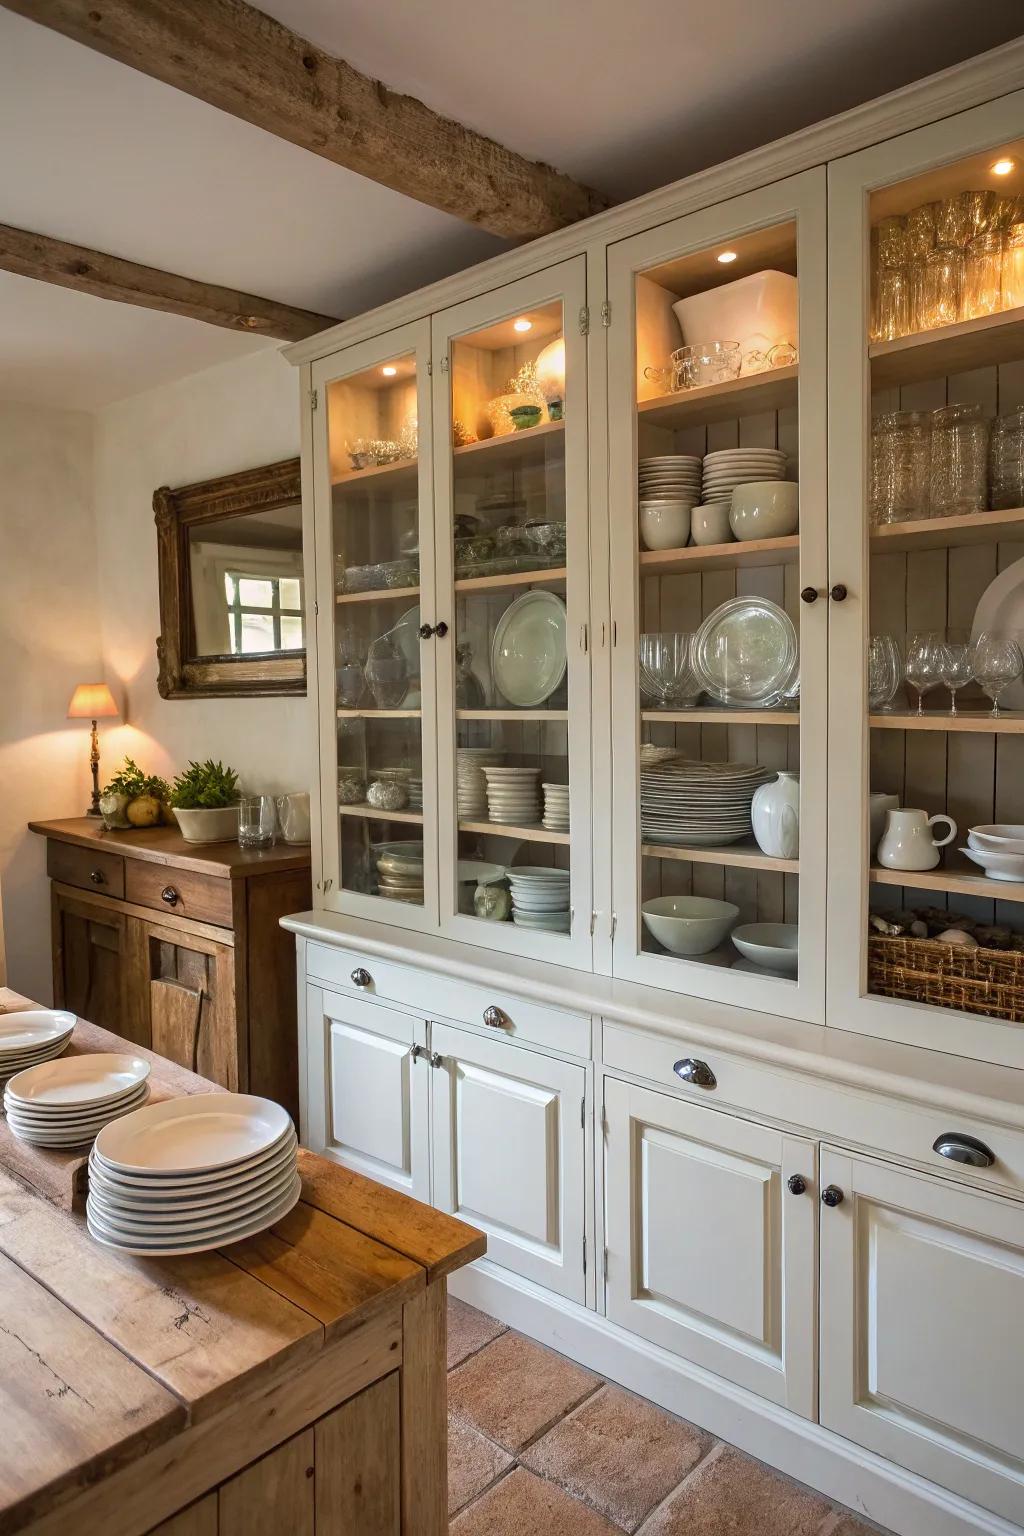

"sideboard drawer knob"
[161,886,179,906]
[350,967,372,988]
[673,1057,717,1089]
[787,1175,807,1195]
[89,869,105,885]
[821,1184,845,1207]
[483,1005,509,1029]
[799,586,820,604]
[932,1132,995,1168]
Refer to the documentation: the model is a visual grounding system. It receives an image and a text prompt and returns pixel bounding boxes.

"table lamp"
[67,683,120,817]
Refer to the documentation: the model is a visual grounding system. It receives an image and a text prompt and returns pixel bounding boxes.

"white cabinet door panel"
[820,1148,1024,1525]
[605,1077,816,1417]
[431,1022,587,1303]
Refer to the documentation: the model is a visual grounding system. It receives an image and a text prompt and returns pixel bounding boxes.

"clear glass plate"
[692,597,798,705]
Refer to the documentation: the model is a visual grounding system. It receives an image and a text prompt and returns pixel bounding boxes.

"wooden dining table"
[0,988,485,1536]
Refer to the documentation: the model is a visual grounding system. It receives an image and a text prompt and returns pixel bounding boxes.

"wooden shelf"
[870,711,1024,734]
[870,306,1024,388]
[337,709,421,720]
[453,419,564,473]
[338,803,423,824]
[870,508,1024,553]
[637,365,798,429]
[333,457,417,489]
[336,585,419,605]
[642,708,799,726]
[639,536,798,575]
[870,864,1024,902]
[456,709,568,722]
[642,839,798,874]
[455,566,566,594]
[459,819,570,845]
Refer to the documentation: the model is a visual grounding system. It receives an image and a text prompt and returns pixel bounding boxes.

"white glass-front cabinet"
[606,171,828,1022]
[828,91,1024,1068]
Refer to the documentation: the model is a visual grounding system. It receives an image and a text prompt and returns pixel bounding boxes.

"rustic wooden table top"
[0,989,485,1534]
[28,817,311,879]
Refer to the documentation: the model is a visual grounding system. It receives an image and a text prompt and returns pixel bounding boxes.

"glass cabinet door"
[431,259,593,967]
[829,92,1024,1067]
[310,320,438,929]
[607,172,827,1021]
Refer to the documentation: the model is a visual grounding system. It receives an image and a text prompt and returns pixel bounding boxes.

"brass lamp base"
[87,718,102,816]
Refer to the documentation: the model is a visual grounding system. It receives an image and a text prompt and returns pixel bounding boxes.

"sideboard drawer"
[125,862,235,928]
[47,839,125,899]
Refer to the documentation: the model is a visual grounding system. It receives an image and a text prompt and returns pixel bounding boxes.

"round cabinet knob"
[830,584,848,602]
[89,869,105,885]
[350,967,372,988]
[932,1132,995,1168]
[800,587,820,605]
[483,1005,509,1029]
[434,620,449,638]
[821,1184,845,1207]
[418,623,433,639]
[160,886,179,906]
[673,1057,717,1090]
[787,1175,807,1195]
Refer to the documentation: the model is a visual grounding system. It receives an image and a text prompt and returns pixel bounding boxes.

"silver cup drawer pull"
[483,1005,510,1030]
[932,1132,995,1168]
[673,1057,716,1089]
[350,968,373,988]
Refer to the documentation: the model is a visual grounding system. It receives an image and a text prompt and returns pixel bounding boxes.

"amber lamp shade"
[67,682,120,816]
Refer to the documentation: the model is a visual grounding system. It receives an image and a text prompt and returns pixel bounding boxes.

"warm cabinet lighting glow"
[513,317,533,332]
[717,250,738,264]
[67,682,119,720]
[381,364,398,377]
[992,158,1016,176]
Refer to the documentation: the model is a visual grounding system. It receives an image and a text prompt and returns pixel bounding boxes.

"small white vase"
[751,771,799,859]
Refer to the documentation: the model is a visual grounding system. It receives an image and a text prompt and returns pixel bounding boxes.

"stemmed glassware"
[936,633,975,715]
[971,631,1024,717]
[867,634,902,710]
[904,631,945,715]
[639,632,699,708]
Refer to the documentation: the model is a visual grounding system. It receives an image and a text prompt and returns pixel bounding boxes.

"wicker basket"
[868,934,1024,1022]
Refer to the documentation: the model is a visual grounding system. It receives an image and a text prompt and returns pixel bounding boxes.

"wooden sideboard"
[29,819,311,1122]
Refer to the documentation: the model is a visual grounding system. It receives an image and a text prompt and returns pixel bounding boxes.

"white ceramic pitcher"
[877,807,957,872]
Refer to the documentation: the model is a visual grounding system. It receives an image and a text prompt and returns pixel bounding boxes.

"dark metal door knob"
[830,584,848,601]
[434,620,449,638]
[821,1184,845,1207]
[800,587,819,604]
[787,1175,807,1195]
[932,1132,995,1168]
[161,886,179,906]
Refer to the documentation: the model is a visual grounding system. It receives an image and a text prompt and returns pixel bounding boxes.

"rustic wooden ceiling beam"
[0,224,338,342]
[4,0,609,240]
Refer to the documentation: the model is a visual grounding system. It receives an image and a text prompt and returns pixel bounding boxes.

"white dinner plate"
[89,1163,299,1232]
[5,1084,149,1127]
[491,591,567,708]
[95,1093,294,1175]
[0,1043,72,1076]
[90,1127,298,1193]
[87,1174,303,1257]
[5,1052,151,1108]
[88,1152,297,1215]
[970,560,1024,711]
[0,1010,76,1052]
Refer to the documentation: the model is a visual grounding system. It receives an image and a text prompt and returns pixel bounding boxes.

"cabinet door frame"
[605,169,828,1022]
[604,1075,817,1417]
[430,257,594,971]
[827,91,1024,1068]
[310,318,440,933]
[429,1018,588,1302]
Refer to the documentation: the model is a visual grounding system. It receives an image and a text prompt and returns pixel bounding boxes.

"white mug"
[877,807,956,872]
[276,791,311,845]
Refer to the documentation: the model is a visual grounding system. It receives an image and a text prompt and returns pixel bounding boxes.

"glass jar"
[930,403,991,517]
[989,407,1024,510]
[905,203,937,259]
[874,266,911,340]
[871,411,932,525]
[1000,224,1024,312]
[935,197,969,250]
[876,216,907,268]
[963,231,1003,319]
[919,246,964,330]
[959,189,997,243]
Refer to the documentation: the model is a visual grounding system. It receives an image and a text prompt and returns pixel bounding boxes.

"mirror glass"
[187,503,304,657]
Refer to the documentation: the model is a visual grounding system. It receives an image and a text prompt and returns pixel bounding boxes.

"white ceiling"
[1,0,1021,412]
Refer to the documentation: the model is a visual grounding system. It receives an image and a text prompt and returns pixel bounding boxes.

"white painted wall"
[0,402,102,1002]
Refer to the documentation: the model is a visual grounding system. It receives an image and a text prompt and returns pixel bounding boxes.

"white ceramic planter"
[172,806,240,845]
[751,771,800,859]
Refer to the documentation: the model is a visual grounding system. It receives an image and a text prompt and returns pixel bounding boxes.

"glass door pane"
[432,260,592,966]
[312,321,437,927]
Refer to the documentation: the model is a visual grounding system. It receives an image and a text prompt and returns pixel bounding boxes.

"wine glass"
[971,631,1024,717]
[904,631,944,715]
[936,633,975,715]
[867,634,901,711]
[639,632,698,708]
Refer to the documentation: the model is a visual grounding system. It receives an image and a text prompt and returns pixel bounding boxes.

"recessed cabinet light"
[513,318,532,332]
[992,158,1016,177]
[717,251,738,264]
[381,365,398,377]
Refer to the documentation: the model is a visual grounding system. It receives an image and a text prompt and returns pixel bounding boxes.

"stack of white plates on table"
[407,775,423,812]
[701,448,787,504]
[4,1053,149,1149]
[542,782,570,833]
[640,759,775,846]
[638,455,703,501]
[0,1009,75,1084]
[508,867,571,932]
[376,845,424,904]
[457,748,505,819]
[87,1093,300,1257]
[482,766,541,826]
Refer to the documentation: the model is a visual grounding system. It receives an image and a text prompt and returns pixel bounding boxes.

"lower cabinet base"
[449,1261,1022,1536]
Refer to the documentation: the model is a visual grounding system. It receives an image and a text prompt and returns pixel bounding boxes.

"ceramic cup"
[639,501,691,551]
[690,503,733,546]
[877,807,957,871]
[729,481,799,541]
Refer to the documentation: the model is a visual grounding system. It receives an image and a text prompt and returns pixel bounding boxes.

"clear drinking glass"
[867,634,902,710]
[920,247,964,330]
[963,231,1003,319]
[870,410,931,524]
[638,632,699,707]
[876,216,907,268]
[874,266,911,340]
[904,631,945,715]
[364,633,408,708]
[238,794,276,849]
[937,634,975,715]
[971,632,1024,717]
[930,403,991,517]
[960,189,997,243]
[935,197,970,250]
[1000,224,1024,311]
[990,407,1024,510]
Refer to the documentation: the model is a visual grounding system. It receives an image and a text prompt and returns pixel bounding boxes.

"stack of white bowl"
[508,867,571,932]
[542,783,570,833]
[457,747,505,819]
[0,1009,75,1084]
[638,456,702,551]
[376,845,424,904]
[4,1052,150,1149]
[407,774,423,812]
[962,823,1024,883]
[87,1093,300,1257]
[482,766,541,826]
[701,448,787,504]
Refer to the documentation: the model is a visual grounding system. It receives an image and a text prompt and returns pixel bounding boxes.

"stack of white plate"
[87,1093,300,1257]
[701,449,787,504]
[542,783,570,832]
[407,775,423,812]
[5,1052,150,1148]
[638,455,702,502]
[0,1009,75,1084]
[508,867,571,932]
[640,759,775,846]
[377,845,424,904]
[483,766,541,826]
[457,748,505,818]
[640,743,684,767]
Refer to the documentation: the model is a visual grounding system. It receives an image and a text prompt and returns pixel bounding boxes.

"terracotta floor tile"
[450,1466,621,1535]
[448,1414,514,1516]
[827,1517,892,1536]
[521,1384,714,1532]
[447,1296,508,1372]
[448,1331,601,1453]
[638,1443,833,1535]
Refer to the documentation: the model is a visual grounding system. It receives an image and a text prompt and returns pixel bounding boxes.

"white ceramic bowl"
[731,922,799,975]
[639,501,692,551]
[641,896,739,956]
[172,806,240,844]
[968,824,1024,853]
[961,846,1024,882]
[690,503,733,546]
[728,481,799,541]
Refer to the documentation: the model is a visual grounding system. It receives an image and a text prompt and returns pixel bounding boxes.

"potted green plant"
[99,758,171,831]
[169,760,241,844]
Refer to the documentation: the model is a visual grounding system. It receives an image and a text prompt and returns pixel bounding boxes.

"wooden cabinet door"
[430,1021,587,1302]
[126,916,239,1089]
[218,1430,314,1536]
[604,1077,816,1417]
[820,1147,1024,1525]
[52,888,128,1037]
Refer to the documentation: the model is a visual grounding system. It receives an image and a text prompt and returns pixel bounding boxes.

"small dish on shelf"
[968,824,1024,852]
[491,591,567,706]
[731,922,799,975]
[961,846,1024,882]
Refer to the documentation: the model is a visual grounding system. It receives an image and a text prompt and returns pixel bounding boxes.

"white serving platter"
[94,1093,294,1175]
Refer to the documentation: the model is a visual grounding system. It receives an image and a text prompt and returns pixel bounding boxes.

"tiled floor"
[446,1296,890,1535]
